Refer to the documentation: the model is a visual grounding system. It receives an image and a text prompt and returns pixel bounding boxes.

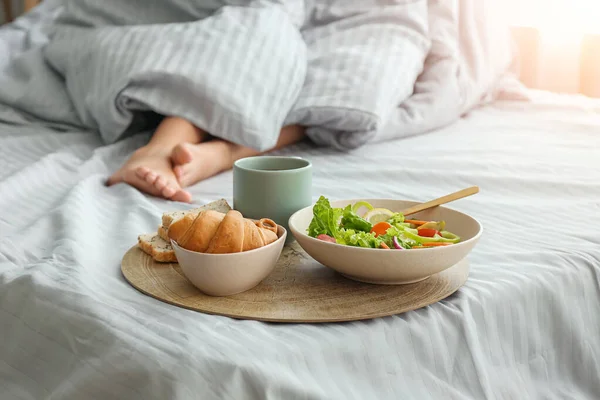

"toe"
[175,164,195,188]
[171,189,192,203]
[143,170,159,185]
[161,185,177,199]
[173,165,192,188]
[135,166,151,179]
[171,144,194,165]
[173,165,184,180]
[154,176,168,191]
[136,166,160,186]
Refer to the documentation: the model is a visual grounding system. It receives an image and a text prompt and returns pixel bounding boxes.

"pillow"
[369,0,523,145]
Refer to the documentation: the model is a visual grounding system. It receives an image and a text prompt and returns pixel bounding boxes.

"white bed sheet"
[1,92,600,399]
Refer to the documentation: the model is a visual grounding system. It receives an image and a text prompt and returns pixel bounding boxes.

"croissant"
[168,209,279,254]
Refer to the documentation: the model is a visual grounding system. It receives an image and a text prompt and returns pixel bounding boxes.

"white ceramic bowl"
[288,199,482,284]
[171,226,287,296]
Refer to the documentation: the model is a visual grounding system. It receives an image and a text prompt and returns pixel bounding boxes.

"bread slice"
[161,198,231,228]
[137,233,177,263]
[157,224,169,242]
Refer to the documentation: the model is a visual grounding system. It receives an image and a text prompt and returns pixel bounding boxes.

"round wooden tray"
[121,242,469,323]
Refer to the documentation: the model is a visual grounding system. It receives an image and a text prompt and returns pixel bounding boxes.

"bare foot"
[107,147,192,203]
[171,141,230,188]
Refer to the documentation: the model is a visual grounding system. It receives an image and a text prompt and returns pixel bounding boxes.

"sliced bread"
[161,198,231,228]
[157,224,169,242]
[137,233,177,263]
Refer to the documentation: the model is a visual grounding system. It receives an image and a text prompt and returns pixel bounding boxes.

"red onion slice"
[392,236,404,250]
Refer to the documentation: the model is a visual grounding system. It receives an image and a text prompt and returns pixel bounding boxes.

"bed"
[2,2,600,400]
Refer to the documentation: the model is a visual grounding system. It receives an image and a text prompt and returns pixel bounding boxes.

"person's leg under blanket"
[106,117,305,203]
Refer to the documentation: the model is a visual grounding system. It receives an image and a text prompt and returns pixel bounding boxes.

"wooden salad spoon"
[400,186,479,217]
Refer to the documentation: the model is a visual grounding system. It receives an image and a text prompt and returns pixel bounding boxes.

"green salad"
[307,196,460,250]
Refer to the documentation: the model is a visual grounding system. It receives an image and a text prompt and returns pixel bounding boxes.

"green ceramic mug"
[233,156,312,242]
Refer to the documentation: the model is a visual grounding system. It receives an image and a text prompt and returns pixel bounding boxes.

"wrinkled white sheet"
[1,93,600,399]
[1,1,600,399]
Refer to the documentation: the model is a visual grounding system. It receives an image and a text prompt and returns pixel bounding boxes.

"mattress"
[1,92,600,399]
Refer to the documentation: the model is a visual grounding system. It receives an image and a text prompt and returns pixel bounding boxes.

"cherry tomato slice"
[317,234,336,243]
[417,228,439,238]
[370,222,392,237]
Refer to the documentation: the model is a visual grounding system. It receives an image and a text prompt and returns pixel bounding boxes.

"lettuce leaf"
[388,213,405,226]
[340,205,372,233]
[337,229,382,248]
[307,196,343,239]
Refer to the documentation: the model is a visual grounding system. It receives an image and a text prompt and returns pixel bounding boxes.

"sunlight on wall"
[508,0,600,96]
[508,0,600,41]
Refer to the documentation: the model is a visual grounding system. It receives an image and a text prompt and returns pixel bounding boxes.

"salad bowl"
[288,197,482,284]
